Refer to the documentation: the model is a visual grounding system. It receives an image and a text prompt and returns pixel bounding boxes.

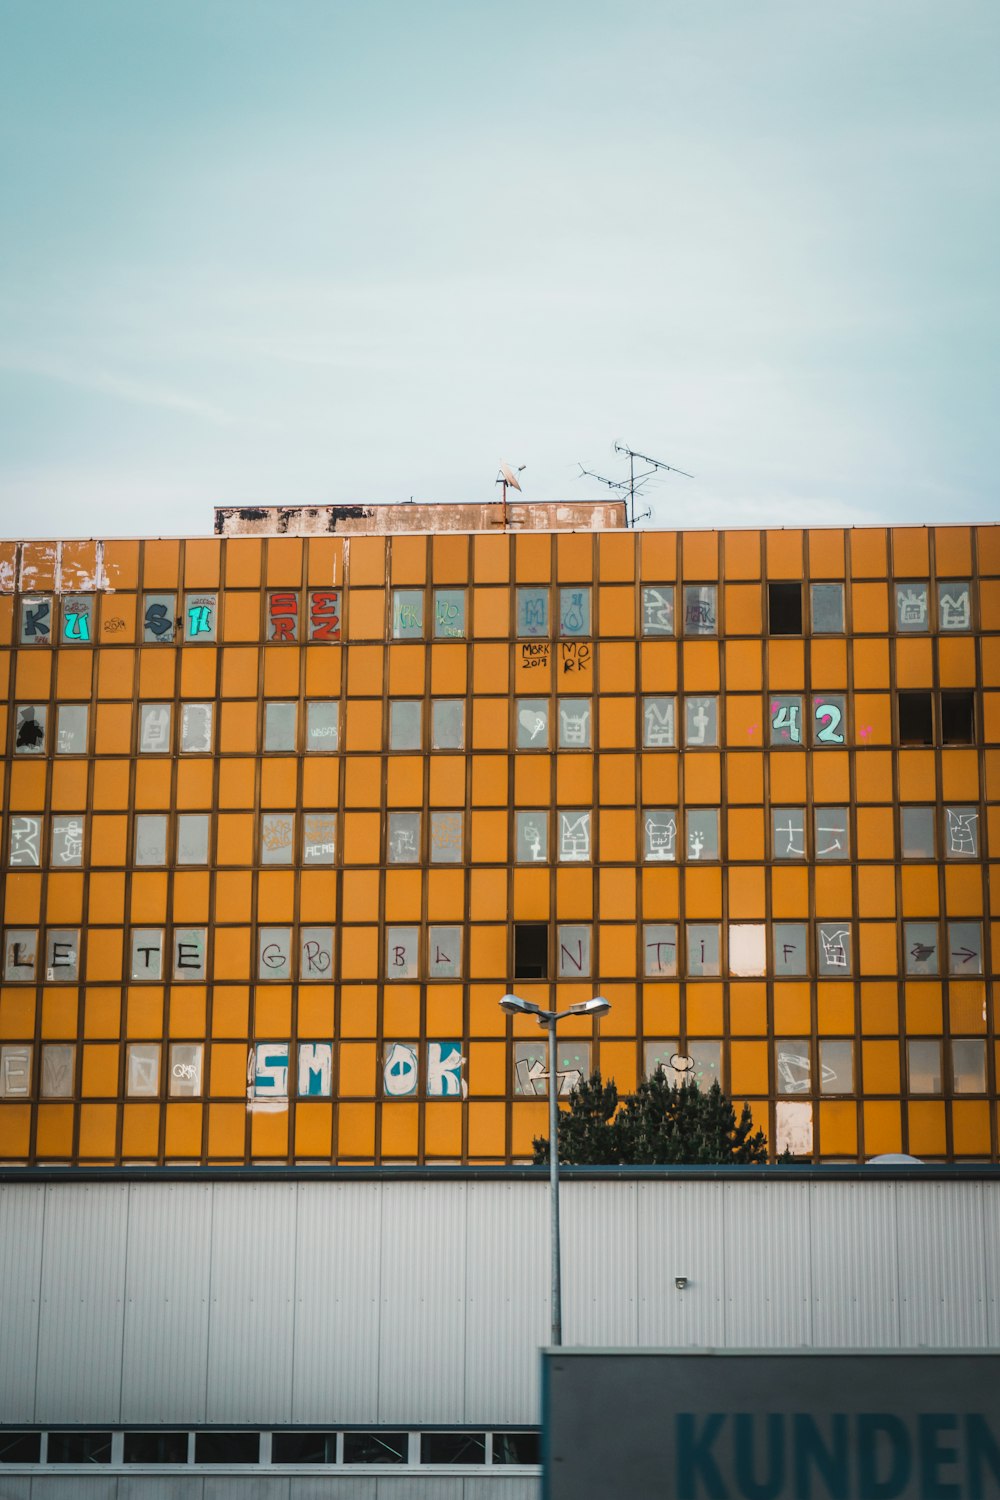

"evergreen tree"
[532,1070,619,1165]
[533,1068,769,1165]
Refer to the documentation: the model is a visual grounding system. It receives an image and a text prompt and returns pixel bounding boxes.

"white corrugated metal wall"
[1,1173,998,1432]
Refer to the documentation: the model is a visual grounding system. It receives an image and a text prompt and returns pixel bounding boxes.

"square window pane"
[688,1039,723,1090]
[20,594,53,643]
[687,923,720,977]
[430,811,464,863]
[139,703,172,753]
[643,1039,679,1078]
[305,701,339,750]
[184,592,217,641]
[427,1039,466,1096]
[908,1039,941,1094]
[811,582,844,633]
[812,694,847,747]
[51,815,84,867]
[131,928,164,981]
[429,926,462,978]
[819,1040,853,1094]
[775,1039,811,1094]
[773,808,806,859]
[176,813,210,865]
[901,806,935,858]
[774,923,808,977]
[434,588,465,638]
[938,580,971,631]
[814,807,849,860]
[258,927,292,980]
[14,704,46,754]
[61,594,95,643]
[644,923,678,977]
[261,812,295,865]
[126,1042,160,1097]
[389,700,422,751]
[298,1043,333,1097]
[45,928,79,982]
[308,589,341,641]
[3,933,32,986]
[817,923,852,976]
[264,701,297,751]
[904,921,939,976]
[303,812,336,865]
[948,921,983,977]
[9,816,41,867]
[952,1038,986,1093]
[729,923,766,976]
[173,927,207,981]
[516,698,549,748]
[558,809,591,862]
[135,814,168,866]
[300,927,335,980]
[0,1044,32,1097]
[642,696,675,748]
[392,588,424,638]
[683,584,717,635]
[559,587,591,636]
[516,811,547,862]
[517,586,549,637]
[55,703,89,754]
[643,808,678,862]
[642,585,674,636]
[384,1042,418,1093]
[41,1043,75,1098]
[143,592,176,642]
[268,590,300,641]
[896,583,929,631]
[770,694,804,746]
[432,699,465,749]
[557,698,592,749]
[386,926,419,980]
[684,696,717,747]
[557,924,592,978]
[180,702,213,753]
[686,808,718,861]
[945,806,979,859]
[388,811,421,863]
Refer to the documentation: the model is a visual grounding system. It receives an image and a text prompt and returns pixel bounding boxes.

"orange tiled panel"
[0,523,996,1164]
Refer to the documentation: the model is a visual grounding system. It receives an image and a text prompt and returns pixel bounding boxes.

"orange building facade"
[0,515,998,1165]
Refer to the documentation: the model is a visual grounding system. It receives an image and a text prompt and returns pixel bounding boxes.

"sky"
[1,0,998,539]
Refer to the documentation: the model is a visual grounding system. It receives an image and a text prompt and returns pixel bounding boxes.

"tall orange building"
[0,505,997,1165]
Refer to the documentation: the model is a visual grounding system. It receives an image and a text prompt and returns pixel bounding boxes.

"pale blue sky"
[1,1,997,538]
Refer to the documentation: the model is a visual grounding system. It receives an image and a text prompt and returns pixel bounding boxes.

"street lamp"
[499,992,611,1346]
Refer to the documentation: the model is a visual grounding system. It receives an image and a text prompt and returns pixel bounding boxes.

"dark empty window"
[941,690,975,744]
[124,1431,188,1465]
[48,1432,113,1464]
[194,1432,260,1464]
[344,1432,407,1464]
[272,1431,338,1464]
[0,1432,41,1463]
[422,1432,487,1464]
[514,924,548,979]
[493,1431,542,1464]
[768,582,802,635]
[898,691,933,745]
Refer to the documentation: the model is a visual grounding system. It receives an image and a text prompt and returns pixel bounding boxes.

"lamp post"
[499,993,611,1347]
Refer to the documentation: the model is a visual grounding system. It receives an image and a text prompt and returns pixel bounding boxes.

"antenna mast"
[578,444,693,527]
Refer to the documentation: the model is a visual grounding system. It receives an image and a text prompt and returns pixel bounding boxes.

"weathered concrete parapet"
[214,500,627,536]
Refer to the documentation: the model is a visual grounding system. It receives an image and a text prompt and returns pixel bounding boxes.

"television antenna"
[578,443,693,528]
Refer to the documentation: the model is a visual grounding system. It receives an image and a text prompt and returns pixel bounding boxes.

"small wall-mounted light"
[674,1276,688,1291]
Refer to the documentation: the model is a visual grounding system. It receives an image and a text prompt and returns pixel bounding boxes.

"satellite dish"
[498,461,523,493]
[866,1153,924,1164]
